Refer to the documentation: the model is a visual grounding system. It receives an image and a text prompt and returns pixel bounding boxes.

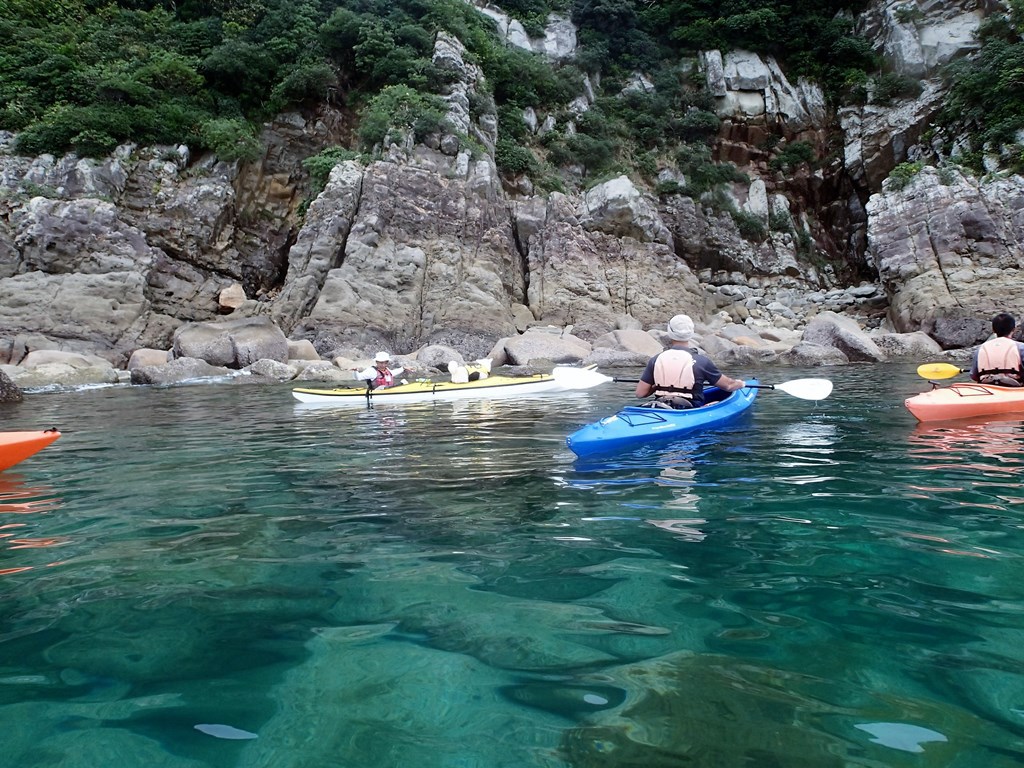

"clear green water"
[2,363,1024,767]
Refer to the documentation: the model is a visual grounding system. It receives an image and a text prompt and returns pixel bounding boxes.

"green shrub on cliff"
[357,85,449,149]
[495,138,537,174]
[769,141,816,173]
[303,147,361,195]
[200,119,263,163]
[675,143,748,196]
[872,72,923,104]
[269,60,338,110]
[940,11,1024,169]
[731,209,768,242]
[887,161,924,190]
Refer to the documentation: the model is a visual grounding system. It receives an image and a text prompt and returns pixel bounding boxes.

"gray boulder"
[592,329,663,357]
[779,342,850,366]
[246,359,298,380]
[871,331,943,358]
[580,175,672,245]
[495,328,592,366]
[716,345,780,367]
[802,312,886,362]
[293,361,351,382]
[287,339,320,361]
[173,317,288,368]
[11,350,119,387]
[584,328,663,368]
[130,357,233,386]
[416,344,465,370]
[6,362,119,389]
[926,314,990,351]
[21,350,113,369]
[127,348,171,369]
[583,347,651,368]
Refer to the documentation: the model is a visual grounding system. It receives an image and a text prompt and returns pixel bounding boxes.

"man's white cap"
[666,314,695,341]
[374,351,390,362]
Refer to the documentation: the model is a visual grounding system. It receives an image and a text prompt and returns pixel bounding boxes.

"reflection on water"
[0,475,65,576]
[1,368,1023,766]
[775,419,839,451]
[908,417,1024,469]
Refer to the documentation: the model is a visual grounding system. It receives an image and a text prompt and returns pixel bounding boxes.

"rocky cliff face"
[1,0,1022,367]
[868,167,1024,348]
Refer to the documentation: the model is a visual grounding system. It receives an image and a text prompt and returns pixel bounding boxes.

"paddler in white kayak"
[352,351,414,390]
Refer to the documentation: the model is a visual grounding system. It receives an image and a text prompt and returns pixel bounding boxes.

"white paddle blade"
[551,366,613,390]
[775,378,833,400]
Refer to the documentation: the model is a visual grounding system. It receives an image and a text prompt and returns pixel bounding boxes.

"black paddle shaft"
[612,378,774,390]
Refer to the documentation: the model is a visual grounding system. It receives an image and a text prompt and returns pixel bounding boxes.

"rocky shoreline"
[0,310,974,399]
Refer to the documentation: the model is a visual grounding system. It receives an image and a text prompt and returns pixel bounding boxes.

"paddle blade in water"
[774,378,833,400]
[916,362,964,380]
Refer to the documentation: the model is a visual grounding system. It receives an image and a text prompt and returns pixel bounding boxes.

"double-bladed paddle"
[612,377,833,401]
[915,362,967,380]
[550,366,614,389]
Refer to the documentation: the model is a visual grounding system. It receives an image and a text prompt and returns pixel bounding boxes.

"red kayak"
[905,383,1024,422]
[0,430,61,472]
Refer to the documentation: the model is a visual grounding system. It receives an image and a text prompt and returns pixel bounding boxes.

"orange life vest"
[653,349,697,399]
[977,337,1022,380]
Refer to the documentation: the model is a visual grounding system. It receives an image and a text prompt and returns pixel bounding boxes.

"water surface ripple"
[2,365,1023,767]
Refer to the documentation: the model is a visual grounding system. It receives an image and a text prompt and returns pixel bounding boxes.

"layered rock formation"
[1,0,1023,382]
[867,167,1024,348]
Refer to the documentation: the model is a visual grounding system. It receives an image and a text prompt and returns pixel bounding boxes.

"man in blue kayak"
[635,314,747,408]
[353,351,412,390]
[970,312,1024,386]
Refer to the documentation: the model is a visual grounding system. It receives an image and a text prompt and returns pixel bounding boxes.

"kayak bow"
[0,430,61,472]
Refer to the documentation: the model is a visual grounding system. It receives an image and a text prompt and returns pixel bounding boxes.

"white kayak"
[292,366,611,405]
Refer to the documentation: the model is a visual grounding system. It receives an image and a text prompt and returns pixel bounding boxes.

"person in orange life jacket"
[635,314,747,408]
[970,312,1024,387]
[353,351,412,390]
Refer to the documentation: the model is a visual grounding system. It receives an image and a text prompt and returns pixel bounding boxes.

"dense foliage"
[570,0,876,99]
[0,0,510,157]
[13,0,1017,204]
[0,0,875,161]
[939,7,1024,173]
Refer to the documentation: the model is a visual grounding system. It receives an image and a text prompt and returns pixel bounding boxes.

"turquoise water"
[2,363,1023,767]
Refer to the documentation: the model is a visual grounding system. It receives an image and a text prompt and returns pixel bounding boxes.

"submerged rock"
[0,368,22,403]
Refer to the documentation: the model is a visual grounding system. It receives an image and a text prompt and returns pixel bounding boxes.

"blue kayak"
[566,381,759,458]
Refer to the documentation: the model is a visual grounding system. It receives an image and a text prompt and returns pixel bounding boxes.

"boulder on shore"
[172,317,289,368]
